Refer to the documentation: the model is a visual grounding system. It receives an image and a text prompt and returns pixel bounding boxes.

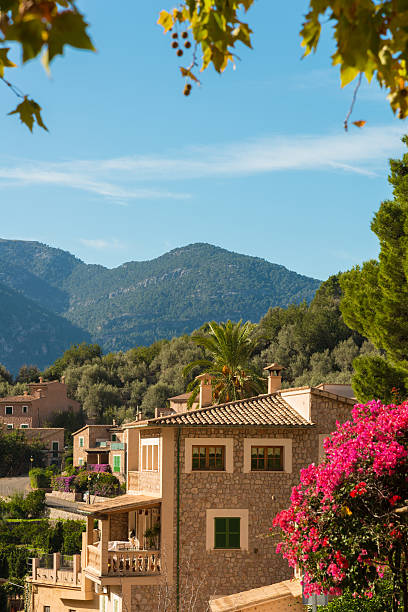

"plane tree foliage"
[158,0,408,121]
[3,1,408,130]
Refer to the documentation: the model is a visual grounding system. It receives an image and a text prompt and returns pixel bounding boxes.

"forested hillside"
[0,276,376,422]
[0,281,90,373]
[0,240,320,368]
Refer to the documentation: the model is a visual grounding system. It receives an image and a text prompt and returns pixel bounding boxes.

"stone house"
[72,425,126,478]
[0,377,80,467]
[0,377,80,430]
[28,366,356,611]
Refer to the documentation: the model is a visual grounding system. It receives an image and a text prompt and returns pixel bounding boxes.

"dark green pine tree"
[340,136,408,401]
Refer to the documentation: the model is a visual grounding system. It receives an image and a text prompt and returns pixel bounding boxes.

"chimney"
[39,376,43,384]
[195,374,213,409]
[23,390,28,397]
[61,375,65,384]
[112,419,116,426]
[264,363,283,394]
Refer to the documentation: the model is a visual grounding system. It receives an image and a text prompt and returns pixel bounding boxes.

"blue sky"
[0,0,406,280]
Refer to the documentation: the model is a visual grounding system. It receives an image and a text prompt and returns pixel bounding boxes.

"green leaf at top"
[8,97,48,132]
[47,11,95,63]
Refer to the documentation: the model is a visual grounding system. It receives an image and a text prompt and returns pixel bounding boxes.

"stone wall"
[131,585,160,611]
[110,511,128,541]
[138,471,160,494]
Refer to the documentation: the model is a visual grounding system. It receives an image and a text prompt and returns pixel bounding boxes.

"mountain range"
[0,240,321,373]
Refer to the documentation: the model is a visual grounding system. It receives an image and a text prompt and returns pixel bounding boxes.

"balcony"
[87,544,160,576]
[31,552,81,586]
[81,495,162,579]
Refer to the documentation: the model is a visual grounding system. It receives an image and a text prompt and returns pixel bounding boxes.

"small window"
[111,433,117,442]
[251,446,283,471]
[141,442,159,471]
[192,446,225,471]
[113,455,121,473]
[79,437,84,448]
[6,424,13,430]
[44,607,50,612]
[20,424,29,429]
[22,405,28,414]
[214,517,240,549]
[5,406,13,415]
[52,441,59,458]
[78,458,84,466]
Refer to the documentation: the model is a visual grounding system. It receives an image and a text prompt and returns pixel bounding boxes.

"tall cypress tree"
[340,136,408,398]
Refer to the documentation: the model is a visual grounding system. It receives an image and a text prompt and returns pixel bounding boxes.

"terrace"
[81,494,162,578]
[31,552,81,587]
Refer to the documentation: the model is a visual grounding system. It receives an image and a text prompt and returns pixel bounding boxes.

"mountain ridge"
[0,240,321,371]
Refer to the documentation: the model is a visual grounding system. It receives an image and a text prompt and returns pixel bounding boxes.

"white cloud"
[79,238,125,250]
[0,125,405,202]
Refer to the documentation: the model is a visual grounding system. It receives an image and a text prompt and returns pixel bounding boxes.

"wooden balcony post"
[100,518,109,576]
[31,557,39,581]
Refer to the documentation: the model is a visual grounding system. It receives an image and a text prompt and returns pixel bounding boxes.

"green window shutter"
[214,517,240,549]
[113,455,121,472]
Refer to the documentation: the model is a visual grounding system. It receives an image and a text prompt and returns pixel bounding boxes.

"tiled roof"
[169,392,192,401]
[0,395,37,402]
[148,393,312,427]
[78,494,161,516]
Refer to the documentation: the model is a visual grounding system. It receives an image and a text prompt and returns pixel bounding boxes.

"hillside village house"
[0,377,80,466]
[28,366,356,612]
[73,425,126,479]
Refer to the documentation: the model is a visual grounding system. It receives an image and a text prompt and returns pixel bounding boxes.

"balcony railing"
[31,552,81,586]
[86,544,161,577]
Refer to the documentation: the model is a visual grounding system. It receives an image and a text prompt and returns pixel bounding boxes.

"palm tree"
[183,320,266,407]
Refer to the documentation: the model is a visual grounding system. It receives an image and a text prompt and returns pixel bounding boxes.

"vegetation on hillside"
[0,274,376,422]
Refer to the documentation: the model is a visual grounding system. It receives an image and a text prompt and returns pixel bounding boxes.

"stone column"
[73,553,81,585]
[53,552,60,583]
[31,557,39,581]
[100,518,109,575]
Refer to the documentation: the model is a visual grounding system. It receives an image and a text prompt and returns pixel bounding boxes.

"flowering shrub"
[51,475,76,493]
[273,401,408,611]
[71,470,120,497]
[88,464,111,473]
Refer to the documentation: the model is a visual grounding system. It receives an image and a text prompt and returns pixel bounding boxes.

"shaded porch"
[81,494,162,577]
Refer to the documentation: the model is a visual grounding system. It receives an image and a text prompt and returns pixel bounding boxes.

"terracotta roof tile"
[148,393,312,427]
[0,395,37,402]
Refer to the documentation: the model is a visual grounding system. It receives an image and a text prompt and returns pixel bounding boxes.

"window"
[44,607,50,612]
[206,509,248,551]
[192,446,225,471]
[6,424,13,430]
[214,517,240,549]
[79,436,84,448]
[141,439,159,471]
[243,438,292,474]
[52,441,59,458]
[22,405,28,414]
[113,455,121,473]
[20,424,29,429]
[78,458,84,466]
[111,433,117,441]
[251,446,283,471]
[5,406,12,415]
